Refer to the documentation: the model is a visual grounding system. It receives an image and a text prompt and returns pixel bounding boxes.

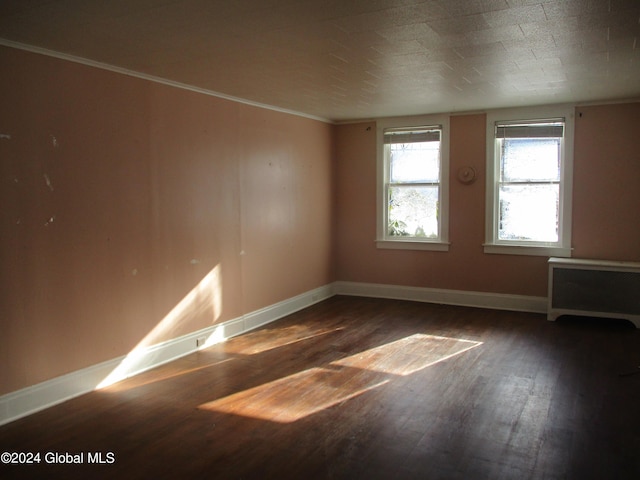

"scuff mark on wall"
[50,134,58,148]
[43,173,54,191]
[0,133,11,140]
[43,215,55,227]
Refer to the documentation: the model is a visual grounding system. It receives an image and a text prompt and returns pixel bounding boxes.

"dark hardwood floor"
[1,295,639,479]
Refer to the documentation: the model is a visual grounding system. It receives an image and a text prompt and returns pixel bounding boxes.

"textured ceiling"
[1,0,639,122]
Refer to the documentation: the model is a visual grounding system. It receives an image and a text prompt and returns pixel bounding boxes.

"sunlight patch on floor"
[200,366,389,423]
[102,358,234,393]
[199,334,482,423]
[221,324,346,355]
[334,334,482,376]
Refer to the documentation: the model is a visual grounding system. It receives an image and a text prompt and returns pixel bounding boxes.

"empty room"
[1,1,639,479]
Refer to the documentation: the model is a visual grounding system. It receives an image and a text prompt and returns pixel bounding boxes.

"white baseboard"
[333,281,547,314]
[0,281,543,426]
[0,284,334,427]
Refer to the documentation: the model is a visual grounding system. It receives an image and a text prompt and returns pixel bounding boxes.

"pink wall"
[1,43,638,397]
[334,116,549,296]
[572,103,640,261]
[0,46,333,395]
[334,104,640,297]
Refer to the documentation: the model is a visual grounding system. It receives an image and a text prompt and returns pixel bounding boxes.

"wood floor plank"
[1,296,639,479]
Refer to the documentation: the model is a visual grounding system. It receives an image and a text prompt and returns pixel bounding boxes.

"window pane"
[499,184,559,242]
[390,141,440,183]
[388,186,438,238]
[501,138,560,182]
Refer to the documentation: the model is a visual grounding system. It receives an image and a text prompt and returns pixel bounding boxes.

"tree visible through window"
[384,127,442,239]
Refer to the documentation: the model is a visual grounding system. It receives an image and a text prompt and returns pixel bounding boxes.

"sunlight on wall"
[97,264,223,388]
[199,334,482,423]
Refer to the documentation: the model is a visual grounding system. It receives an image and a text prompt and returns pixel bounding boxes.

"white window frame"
[376,114,450,251]
[484,105,574,257]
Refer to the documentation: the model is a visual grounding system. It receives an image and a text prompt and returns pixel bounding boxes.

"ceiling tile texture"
[1,0,639,121]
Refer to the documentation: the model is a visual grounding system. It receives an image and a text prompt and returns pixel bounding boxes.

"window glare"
[485,110,572,255]
[499,184,559,242]
[501,138,560,182]
[390,141,440,183]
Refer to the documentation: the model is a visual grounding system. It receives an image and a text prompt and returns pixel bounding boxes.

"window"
[377,115,449,251]
[485,107,574,256]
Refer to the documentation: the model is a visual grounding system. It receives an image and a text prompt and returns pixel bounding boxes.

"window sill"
[376,240,450,252]
[483,243,572,257]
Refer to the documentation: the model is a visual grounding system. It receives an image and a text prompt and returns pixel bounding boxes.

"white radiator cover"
[547,257,640,328]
